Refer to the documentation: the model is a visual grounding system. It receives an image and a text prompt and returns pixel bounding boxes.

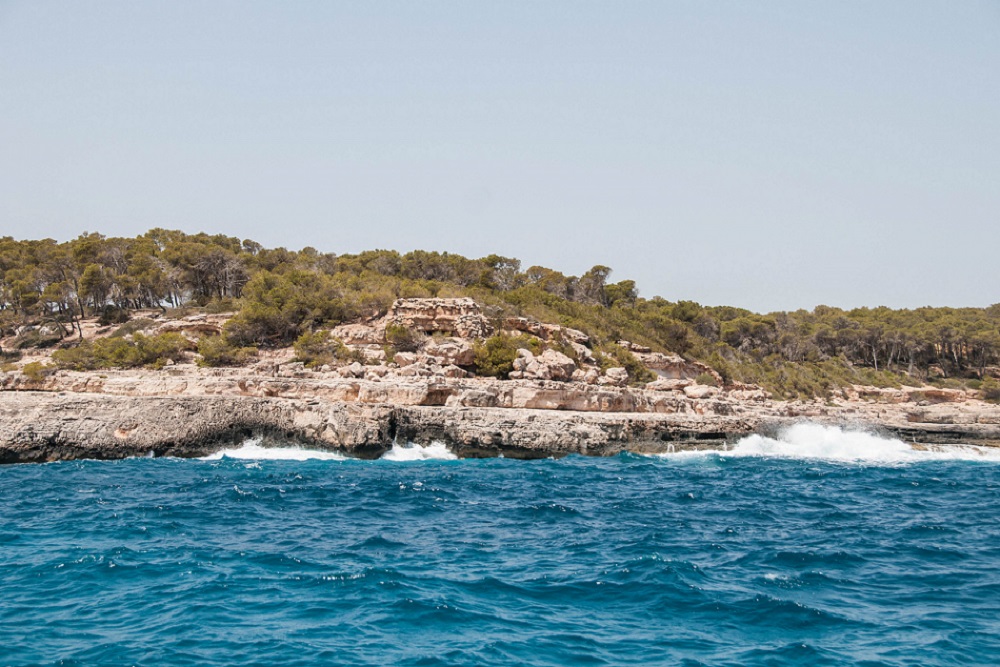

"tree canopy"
[2,229,998,398]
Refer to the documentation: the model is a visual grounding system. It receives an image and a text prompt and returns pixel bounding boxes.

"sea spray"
[664,422,1000,464]
[381,441,458,461]
[199,438,348,461]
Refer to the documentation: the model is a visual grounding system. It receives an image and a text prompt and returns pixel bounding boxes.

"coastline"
[3,367,999,463]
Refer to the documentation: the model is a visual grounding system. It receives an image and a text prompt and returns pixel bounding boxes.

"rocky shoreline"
[3,299,1000,463]
[3,368,1000,463]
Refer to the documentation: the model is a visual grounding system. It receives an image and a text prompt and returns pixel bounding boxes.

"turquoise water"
[2,427,1000,666]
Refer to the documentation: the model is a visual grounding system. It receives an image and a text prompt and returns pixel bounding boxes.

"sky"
[1,1,998,313]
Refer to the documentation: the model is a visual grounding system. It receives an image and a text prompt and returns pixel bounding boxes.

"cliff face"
[2,374,999,463]
[0,392,747,463]
[3,298,999,463]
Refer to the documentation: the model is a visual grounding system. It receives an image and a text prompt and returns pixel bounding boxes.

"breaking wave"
[381,441,458,461]
[199,439,347,461]
[673,422,1000,464]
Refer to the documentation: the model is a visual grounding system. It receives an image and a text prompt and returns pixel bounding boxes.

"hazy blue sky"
[1,1,997,312]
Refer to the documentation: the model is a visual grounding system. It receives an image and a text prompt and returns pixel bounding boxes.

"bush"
[97,305,130,326]
[981,377,1000,403]
[385,323,422,353]
[473,333,540,379]
[594,344,655,385]
[695,372,719,387]
[473,334,521,379]
[197,335,256,367]
[224,271,351,347]
[292,331,351,368]
[109,318,157,338]
[52,333,192,370]
[22,361,55,382]
[11,329,61,350]
[51,342,98,371]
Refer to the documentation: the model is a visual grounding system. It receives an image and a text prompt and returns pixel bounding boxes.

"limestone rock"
[504,317,590,346]
[646,378,691,392]
[538,349,576,381]
[397,363,433,378]
[683,384,720,399]
[419,338,474,367]
[602,367,629,387]
[617,340,651,354]
[394,352,417,366]
[330,323,382,345]
[388,298,492,338]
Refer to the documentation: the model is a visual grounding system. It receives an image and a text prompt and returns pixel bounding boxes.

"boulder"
[420,338,475,367]
[602,367,629,387]
[645,378,691,392]
[684,384,720,399]
[617,340,652,354]
[635,351,723,384]
[538,349,577,381]
[330,323,382,345]
[504,317,590,345]
[337,362,365,379]
[397,363,433,378]
[394,352,417,366]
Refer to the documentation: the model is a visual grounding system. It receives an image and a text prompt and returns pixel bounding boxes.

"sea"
[1,423,999,667]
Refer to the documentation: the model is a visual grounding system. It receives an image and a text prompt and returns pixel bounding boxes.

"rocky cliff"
[2,369,999,463]
[3,298,1000,463]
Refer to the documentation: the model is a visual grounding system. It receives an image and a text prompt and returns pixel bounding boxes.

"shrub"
[109,318,157,338]
[22,361,55,382]
[594,344,655,385]
[695,372,719,387]
[384,323,423,353]
[197,335,257,367]
[52,333,192,370]
[473,334,521,379]
[224,270,350,347]
[292,331,351,368]
[473,333,540,379]
[97,305,130,326]
[11,329,61,350]
[51,342,98,371]
[981,377,1000,403]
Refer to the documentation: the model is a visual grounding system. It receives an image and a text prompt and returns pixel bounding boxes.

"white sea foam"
[667,422,1000,464]
[381,441,458,461]
[200,439,347,461]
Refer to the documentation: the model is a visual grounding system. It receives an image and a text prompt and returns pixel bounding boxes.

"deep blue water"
[2,439,1000,666]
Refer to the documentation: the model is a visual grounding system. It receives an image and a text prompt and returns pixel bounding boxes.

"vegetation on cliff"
[2,230,998,397]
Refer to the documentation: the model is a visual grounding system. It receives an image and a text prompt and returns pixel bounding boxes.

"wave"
[381,442,457,461]
[667,423,1000,464]
[199,439,347,461]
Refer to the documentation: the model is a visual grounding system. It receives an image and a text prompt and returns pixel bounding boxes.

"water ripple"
[1,446,999,665]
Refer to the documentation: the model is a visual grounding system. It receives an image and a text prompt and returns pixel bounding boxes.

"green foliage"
[52,333,192,370]
[473,334,539,379]
[695,372,719,387]
[11,329,62,350]
[4,228,1000,398]
[22,361,54,382]
[980,377,1000,403]
[197,335,257,368]
[109,318,157,338]
[384,323,422,353]
[97,305,130,326]
[593,344,655,385]
[224,271,350,347]
[292,331,353,368]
